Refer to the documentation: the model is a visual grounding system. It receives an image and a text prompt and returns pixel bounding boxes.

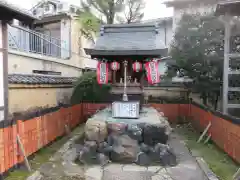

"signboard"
[112,101,140,119]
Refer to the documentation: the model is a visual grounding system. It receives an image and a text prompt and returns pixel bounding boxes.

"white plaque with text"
[112,101,140,119]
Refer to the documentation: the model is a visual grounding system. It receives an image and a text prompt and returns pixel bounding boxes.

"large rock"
[159,148,177,167]
[98,141,113,155]
[79,141,98,164]
[159,116,172,136]
[127,124,143,142]
[107,123,127,135]
[85,141,98,153]
[79,146,98,164]
[142,124,168,146]
[85,120,108,143]
[139,143,151,153]
[96,153,110,166]
[136,152,151,166]
[110,134,141,162]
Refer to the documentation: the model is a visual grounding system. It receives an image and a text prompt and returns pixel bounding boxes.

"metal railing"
[8,24,69,59]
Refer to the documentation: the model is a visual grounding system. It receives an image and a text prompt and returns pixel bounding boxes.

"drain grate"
[102,170,153,180]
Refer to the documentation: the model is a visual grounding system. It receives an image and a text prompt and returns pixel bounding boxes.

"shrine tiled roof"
[8,74,78,84]
[85,23,168,56]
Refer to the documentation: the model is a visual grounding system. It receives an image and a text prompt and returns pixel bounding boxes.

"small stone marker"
[112,101,140,119]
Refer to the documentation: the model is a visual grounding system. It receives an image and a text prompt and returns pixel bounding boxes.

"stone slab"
[152,174,173,180]
[122,164,147,171]
[147,166,163,173]
[85,166,103,180]
[102,170,153,180]
[104,163,123,172]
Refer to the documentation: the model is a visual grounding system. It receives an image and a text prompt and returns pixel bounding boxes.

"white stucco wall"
[8,50,82,77]
[61,18,71,59]
[80,35,97,69]
[155,19,174,49]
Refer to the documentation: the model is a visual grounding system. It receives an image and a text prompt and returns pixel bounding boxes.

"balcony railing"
[8,24,70,59]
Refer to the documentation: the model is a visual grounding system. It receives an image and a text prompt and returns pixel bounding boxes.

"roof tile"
[94,24,166,51]
[8,74,78,84]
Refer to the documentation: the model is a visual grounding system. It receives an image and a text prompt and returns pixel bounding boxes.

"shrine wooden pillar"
[113,70,116,83]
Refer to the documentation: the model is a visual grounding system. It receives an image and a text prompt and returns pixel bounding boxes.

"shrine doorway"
[115,59,143,83]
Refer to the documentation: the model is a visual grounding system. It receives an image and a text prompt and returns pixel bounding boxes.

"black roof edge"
[102,23,158,29]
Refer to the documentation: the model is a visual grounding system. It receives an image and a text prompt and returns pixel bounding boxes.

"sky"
[7,0,173,20]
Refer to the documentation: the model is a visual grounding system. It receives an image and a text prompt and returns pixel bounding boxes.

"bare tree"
[123,0,145,24]
[79,0,145,41]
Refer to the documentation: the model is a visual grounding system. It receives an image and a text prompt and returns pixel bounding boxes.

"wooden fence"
[0,103,109,176]
[151,102,240,164]
[0,102,239,177]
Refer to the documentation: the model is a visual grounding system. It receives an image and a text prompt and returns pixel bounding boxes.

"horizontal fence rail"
[151,102,240,164]
[0,102,239,177]
[8,24,69,59]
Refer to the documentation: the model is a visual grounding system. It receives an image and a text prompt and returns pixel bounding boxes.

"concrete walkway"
[27,129,207,180]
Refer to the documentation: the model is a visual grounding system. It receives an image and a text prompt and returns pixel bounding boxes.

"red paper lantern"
[132,61,142,72]
[110,61,120,71]
[144,61,160,84]
[97,61,108,84]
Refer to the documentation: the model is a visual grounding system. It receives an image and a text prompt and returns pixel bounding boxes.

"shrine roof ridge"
[102,23,158,28]
[85,22,168,56]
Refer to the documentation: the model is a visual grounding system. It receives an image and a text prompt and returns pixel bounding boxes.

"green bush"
[71,71,111,104]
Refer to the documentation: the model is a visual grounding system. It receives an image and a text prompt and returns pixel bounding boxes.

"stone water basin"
[78,106,176,167]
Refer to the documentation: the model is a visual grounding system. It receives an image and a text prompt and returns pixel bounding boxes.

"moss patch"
[6,125,84,180]
[176,124,239,180]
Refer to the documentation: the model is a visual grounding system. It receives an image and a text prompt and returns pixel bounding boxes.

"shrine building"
[84,23,168,104]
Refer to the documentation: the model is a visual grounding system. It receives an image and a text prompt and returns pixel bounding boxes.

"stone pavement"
[84,133,207,180]
[27,129,207,180]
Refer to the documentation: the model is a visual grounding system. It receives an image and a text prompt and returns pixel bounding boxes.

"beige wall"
[143,87,188,99]
[8,85,188,114]
[8,50,82,77]
[8,84,73,114]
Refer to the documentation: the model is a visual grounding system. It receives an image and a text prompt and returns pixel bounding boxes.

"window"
[57,3,63,10]
[32,70,61,76]
[44,4,50,11]
[70,7,75,13]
